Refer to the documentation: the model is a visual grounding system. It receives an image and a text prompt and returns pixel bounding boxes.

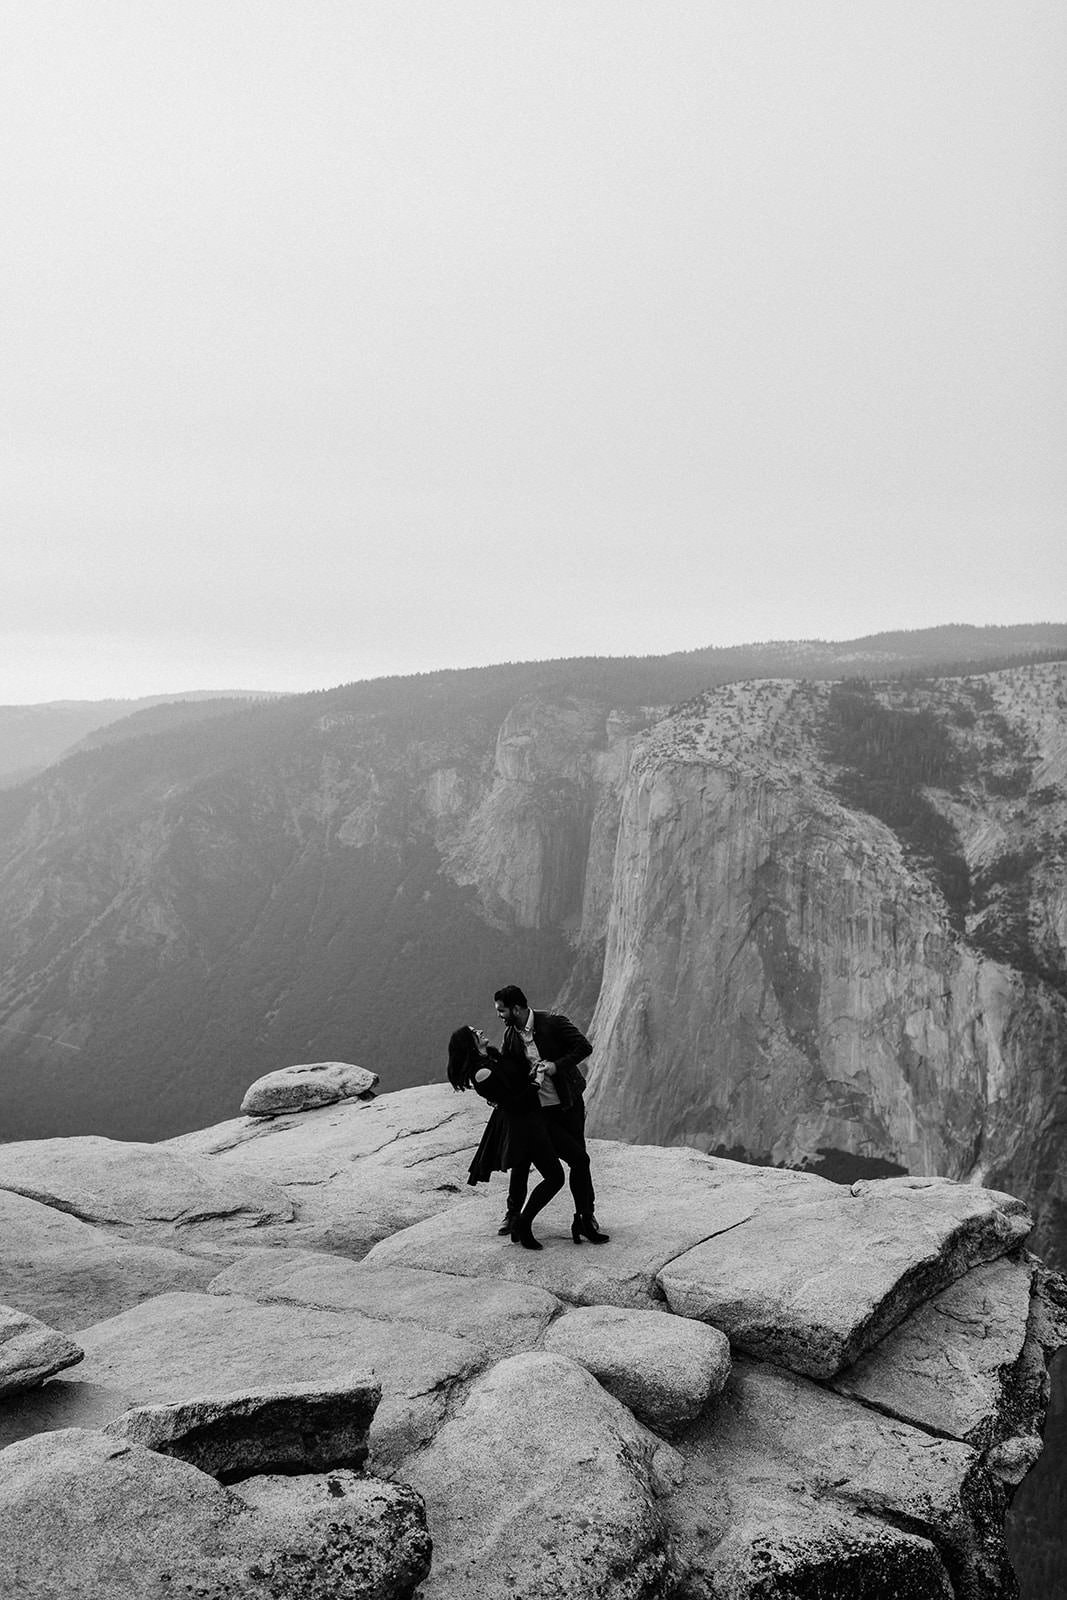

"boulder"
[657,1176,1031,1377]
[240,1060,379,1117]
[5,1291,483,1472]
[0,1189,230,1332]
[832,1254,1034,1447]
[207,1248,560,1357]
[542,1305,730,1436]
[0,1427,430,1600]
[230,1469,432,1597]
[0,1304,83,1397]
[103,1376,380,1480]
[0,1136,293,1239]
[402,1351,682,1600]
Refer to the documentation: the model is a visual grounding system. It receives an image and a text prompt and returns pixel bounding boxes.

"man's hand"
[532,1060,556,1090]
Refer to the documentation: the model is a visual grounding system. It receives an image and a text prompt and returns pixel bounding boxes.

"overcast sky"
[2,3,1064,703]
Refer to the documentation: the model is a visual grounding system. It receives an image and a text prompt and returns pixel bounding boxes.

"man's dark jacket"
[467,1011,593,1186]
[501,1010,592,1111]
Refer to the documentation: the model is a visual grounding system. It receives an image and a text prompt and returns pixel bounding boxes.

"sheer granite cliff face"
[584,667,1067,1264]
[443,693,651,932]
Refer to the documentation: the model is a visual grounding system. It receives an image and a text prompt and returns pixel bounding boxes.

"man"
[492,984,609,1244]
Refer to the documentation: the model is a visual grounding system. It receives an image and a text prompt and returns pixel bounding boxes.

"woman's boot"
[571,1212,610,1244]
[512,1209,544,1250]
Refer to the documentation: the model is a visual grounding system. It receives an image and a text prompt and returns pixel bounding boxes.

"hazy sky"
[3,2,1064,702]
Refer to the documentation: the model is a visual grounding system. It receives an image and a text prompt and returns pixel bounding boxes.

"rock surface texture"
[0,1081,1064,1598]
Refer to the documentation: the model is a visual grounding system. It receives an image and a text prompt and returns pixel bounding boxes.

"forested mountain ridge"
[0,690,282,788]
[2,622,1064,790]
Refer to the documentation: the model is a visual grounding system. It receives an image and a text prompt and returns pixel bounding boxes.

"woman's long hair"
[447,1026,479,1092]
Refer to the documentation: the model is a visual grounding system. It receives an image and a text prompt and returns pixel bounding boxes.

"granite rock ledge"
[0,1081,1063,1599]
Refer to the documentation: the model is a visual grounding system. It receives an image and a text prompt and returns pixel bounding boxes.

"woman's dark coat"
[465,1047,541,1186]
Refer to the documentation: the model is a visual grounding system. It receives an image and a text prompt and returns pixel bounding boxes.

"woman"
[447,1024,564,1250]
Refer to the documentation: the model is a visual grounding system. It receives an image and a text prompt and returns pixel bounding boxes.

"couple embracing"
[446,985,609,1251]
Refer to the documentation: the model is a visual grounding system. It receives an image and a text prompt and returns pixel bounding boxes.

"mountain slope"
[0,691,281,787]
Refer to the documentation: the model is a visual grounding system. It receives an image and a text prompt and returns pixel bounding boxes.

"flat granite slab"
[657,1175,1031,1377]
[0,1137,293,1238]
[103,1375,381,1479]
[207,1249,560,1357]
[365,1139,824,1309]
[0,1190,232,1332]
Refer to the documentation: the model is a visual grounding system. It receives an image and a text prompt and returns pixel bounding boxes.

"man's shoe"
[571,1212,610,1244]
[497,1208,520,1236]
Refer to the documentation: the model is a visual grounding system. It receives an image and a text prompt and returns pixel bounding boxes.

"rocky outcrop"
[169,1085,494,1254]
[0,1306,82,1397]
[240,1060,379,1116]
[668,1358,1013,1600]
[0,1082,1063,1598]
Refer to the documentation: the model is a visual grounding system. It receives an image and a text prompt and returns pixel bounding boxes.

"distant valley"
[1,623,1066,1272]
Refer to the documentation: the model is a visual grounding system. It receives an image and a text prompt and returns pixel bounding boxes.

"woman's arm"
[473,1051,508,1100]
